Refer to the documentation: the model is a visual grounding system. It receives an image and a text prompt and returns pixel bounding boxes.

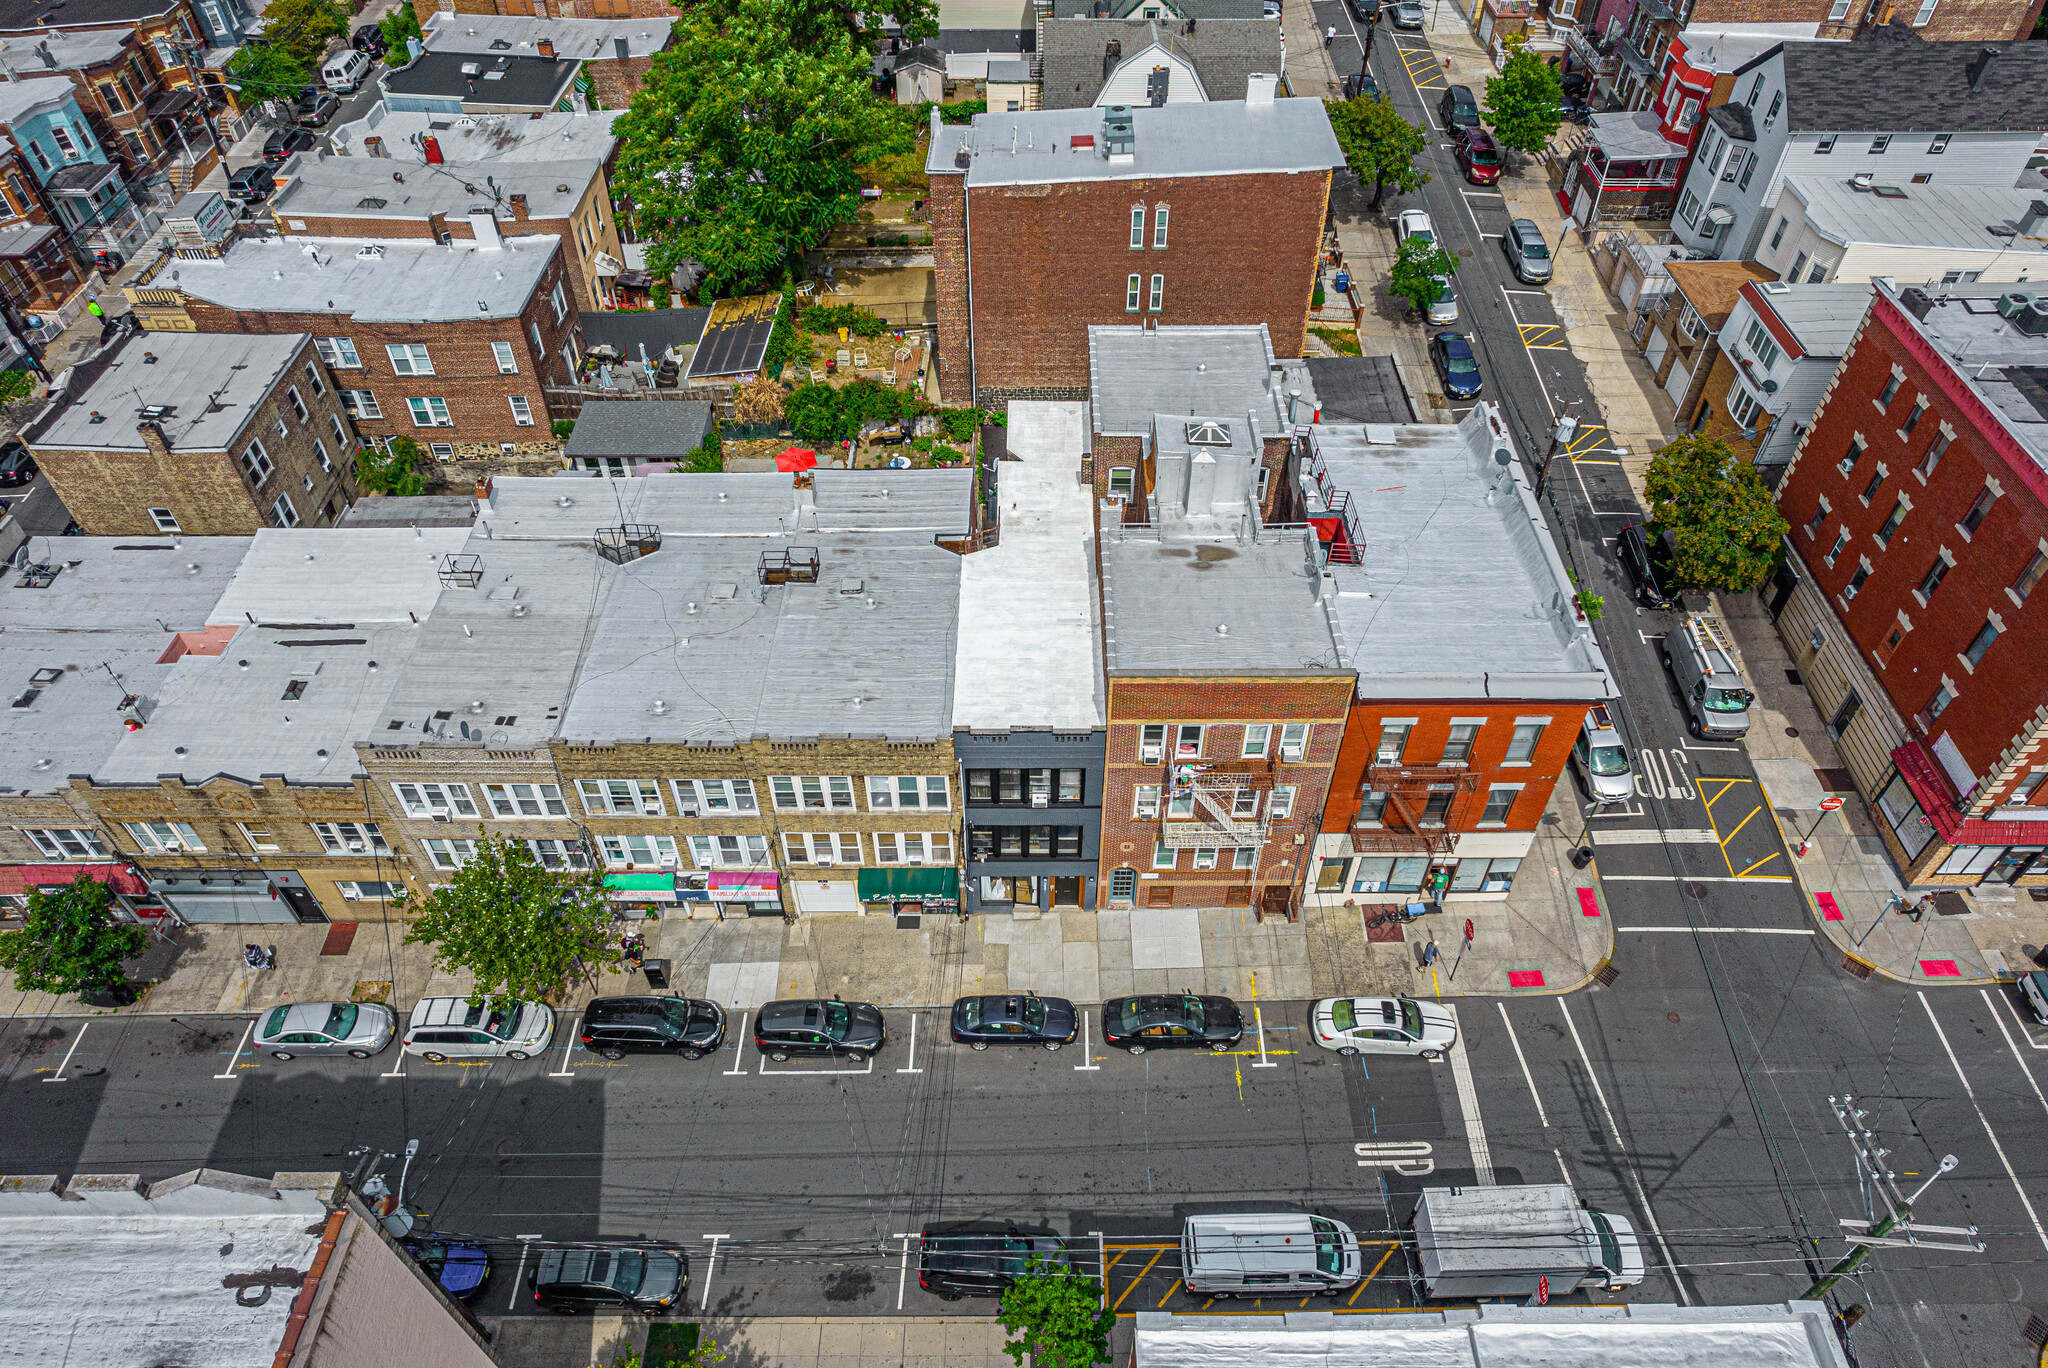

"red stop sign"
[1464,918,1475,943]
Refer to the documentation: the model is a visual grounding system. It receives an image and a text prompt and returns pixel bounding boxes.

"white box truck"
[1412,1184,1644,1299]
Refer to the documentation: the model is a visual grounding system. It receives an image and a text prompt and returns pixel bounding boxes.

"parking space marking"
[1446,1008,1492,1185]
[1983,989,2048,1113]
[1496,1003,1548,1126]
[896,1233,915,1310]
[723,1012,751,1075]
[1348,1244,1400,1305]
[757,1051,877,1077]
[42,1022,87,1083]
[1991,986,2048,1050]
[1110,1248,1166,1313]
[1732,852,1784,878]
[1250,972,1277,1069]
[1074,1009,1102,1071]
[549,1013,580,1077]
[699,1234,730,1311]
[509,1235,543,1312]
[1920,992,2048,1251]
[897,1012,924,1074]
[1616,926,1813,935]
[1603,874,1794,883]
[214,1020,253,1080]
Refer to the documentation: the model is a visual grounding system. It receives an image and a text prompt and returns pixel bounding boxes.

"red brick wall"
[929,171,970,403]
[1776,293,2048,796]
[1323,699,1588,835]
[1099,675,1353,909]
[1693,0,2043,39]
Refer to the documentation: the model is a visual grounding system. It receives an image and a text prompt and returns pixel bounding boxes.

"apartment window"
[1911,0,1937,23]
[1808,261,1829,283]
[407,397,452,428]
[2012,549,2047,602]
[1860,469,1884,504]
[423,838,477,870]
[1108,466,1135,501]
[1876,498,1908,545]
[1376,722,1412,764]
[1126,274,1141,312]
[1925,683,1954,721]
[1229,787,1260,819]
[685,834,769,868]
[386,343,434,376]
[1746,72,1764,105]
[482,782,567,817]
[1442,722,1480,763]
[1824,527,1850,567]
[1420,789,1455,826]
[1916,554,1951,602]
[783,833,862,865]
[1192,847,1219,871]
[509,395,535,426]
[270,494,299,528]
[1057,769,1083,802]
[577,779,665,816]
[770,775,855,810]
[310,336,361,370]
[1917,429,1951,479]
[1148,274,1163,312]
[307,367,328,404]
[1278,723,1309,761]
[1357,790,1390,825]
[1167,788,1195,819]
[1505,720,1546,763]
[1268,786,1297,821]
[1929,133,1951,154]
[1876,371,1904,409]
[1728,384,1763,429]
[1962,616,2002,668]
[671,779,757,813]
[1900,399,1928,438]
[550,281,568,322]
[525,839,590,871]
[25,828,108,859]
[1788,251,1808,283]
[391,782,477,818]
[867,775,950,810]
[286,385,309,423]
[1241,723,1272,758]
[98,80,125,113]
[1139,723,1167,763]
[306,821,386,854]
[1960,485,1997,535]
[1174,724,1204,759]
[874,832,953,865]
[24,141,48,173]
[312,439,332,475]
[240,439,273,484]
[149,508,181,533]
[336,881,400,901]
[1722,148,1743,182]
[1845,561,1872,600]
[492,341,518,374]
[1134,784,1162,819]
[1152,203,1169,248]
[1676,190,1701,226]
[1152,841,1176,869]
[1868,135,1891,155]
[429,443,455,460]
[1765,91,1781,124]
[50,124,78,160]
[601,833,681,868]
[125,821,203,853]
[1129,204,1145,248]
[1480,785,1522,824]
[342,390,381,420]
[1742,320,1782,370]
[1815,134,1837,154]
[531,320,545,354]
[328,414,348,449]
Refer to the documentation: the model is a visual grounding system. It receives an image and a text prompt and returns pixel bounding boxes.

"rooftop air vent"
[1850,172,1875,191]
[2016,298,2048,338]
[357,243,385,257]
[1185,420,1231,446]
[460,61,483,76]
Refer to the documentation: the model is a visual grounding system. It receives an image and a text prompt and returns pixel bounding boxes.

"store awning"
[857,868,960,900]
[604,872,677,901]
[0,863,148,897]
[708,872,780,902]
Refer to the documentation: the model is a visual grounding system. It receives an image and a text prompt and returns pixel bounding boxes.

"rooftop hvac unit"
[2018,298,2048,338]
[1997,291,2037,320]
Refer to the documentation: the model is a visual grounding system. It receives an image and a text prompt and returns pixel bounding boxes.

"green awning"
[857,868,959,900]
[604,873,674,892]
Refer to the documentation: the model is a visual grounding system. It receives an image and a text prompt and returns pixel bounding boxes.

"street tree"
[379,1,421,66]
[612,0,903,294]
[1483,49,1565,156]
[0,873,148,1000]
[1388,235,1458,316]
[253,0,349,67]
[224,42,310,107]
[1328,96,1430,211]
[1644,432,1788,591]
[401,838,615,1010]
[997,1261,1114,1368]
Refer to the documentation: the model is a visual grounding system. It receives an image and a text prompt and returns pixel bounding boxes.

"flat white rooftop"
[156,233,559,323]
[330,107,624,163]
[33,332,306,454]
[423,11,673,60]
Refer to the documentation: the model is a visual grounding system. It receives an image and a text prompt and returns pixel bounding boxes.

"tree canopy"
[1483,49,1564,156]
[400,838,616,1009]
[355,437,426,496]
[1389,235,1457,315]
[224,42,310,105]
[1645,432,1788,591]
[1328,96,1430,211]
[0,873,148,998]
[379,1,421,66]
[254,0,349,67]
[998,1262,1115,1368]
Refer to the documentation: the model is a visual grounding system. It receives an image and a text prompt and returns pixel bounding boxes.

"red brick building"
[926,90,1339,406]
[1771,280,2048,889]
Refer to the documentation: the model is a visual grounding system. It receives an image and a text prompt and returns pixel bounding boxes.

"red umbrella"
[774,446,818,473]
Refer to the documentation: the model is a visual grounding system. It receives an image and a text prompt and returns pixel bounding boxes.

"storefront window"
[1449,861,1487,893]
[1481,858,1520,892]
[1935,846,1999,877]
[1317,858,1351,891]
[1875,773,1935,861]
[1350,856,1429,894]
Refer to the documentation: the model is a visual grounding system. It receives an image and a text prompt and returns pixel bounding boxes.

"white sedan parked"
[1311,996,1457,1058]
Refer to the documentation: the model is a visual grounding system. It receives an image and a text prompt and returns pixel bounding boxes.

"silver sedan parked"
[255,1001,398,1059]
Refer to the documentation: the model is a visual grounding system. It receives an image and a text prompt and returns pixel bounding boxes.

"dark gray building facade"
[958,728,1106,912]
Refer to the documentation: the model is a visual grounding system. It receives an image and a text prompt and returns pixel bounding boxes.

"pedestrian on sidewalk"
[1325,23,1337,46]
[1418,939,1440,971]
[85,299,104,321]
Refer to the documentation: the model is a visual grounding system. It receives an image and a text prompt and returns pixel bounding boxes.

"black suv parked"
[918,1227,1071,1300]
[581,996,725,1060]
[1438,84,1481,130]
[754,997,885,1060]
[530,1246,686,1314]
[1617,522,1681,610]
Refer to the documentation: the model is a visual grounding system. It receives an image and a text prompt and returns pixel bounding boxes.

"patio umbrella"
[774,447,818,473]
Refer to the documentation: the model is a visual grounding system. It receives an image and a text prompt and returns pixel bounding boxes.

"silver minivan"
[1181,1212,1362,1298]
[404,996,556,1061]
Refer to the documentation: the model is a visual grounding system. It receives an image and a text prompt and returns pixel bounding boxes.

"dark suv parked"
[531,1246,686,1314]
[754,997,885,1060]
[1617,522,1681,610]
[1438,84,1481,130]
[581,995,725,1060]
[918,1227,1071,1300]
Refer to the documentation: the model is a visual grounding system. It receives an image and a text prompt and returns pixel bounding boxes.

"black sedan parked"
[262,126,317,163]
[950,993,1077,1051]
[1102,993,1244,1055]
[530,1246,686,1314]
[1429,331,1483,400]
[754,997,885,1060]
[581,995,724,1060]
[1617,522,1682,610]
[0,439,36,488]
[918,1227,1072,1300]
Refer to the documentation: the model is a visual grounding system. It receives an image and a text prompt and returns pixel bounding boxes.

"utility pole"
[1802,1096,1983,1302]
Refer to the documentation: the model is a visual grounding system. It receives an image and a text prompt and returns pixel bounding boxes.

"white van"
[322,48,371,93]
[1180,1213,1362,1298]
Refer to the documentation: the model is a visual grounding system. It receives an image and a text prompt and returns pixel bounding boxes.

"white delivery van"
[322,48,371,93]
[1180,1212,1362,1298]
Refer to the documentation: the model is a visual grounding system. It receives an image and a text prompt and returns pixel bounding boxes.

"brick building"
[122,231,579,460]
[1770,280,2048,889]
[21,25,222,200]
[926,92,1339,405]
[22,330,358,535]
[1639,259,1775,432]
[420,12,673,110]
[413,0,672,22]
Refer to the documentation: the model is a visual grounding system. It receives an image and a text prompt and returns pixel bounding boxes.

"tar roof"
[1781,25,2048,133]
[30,332,307,454]
[422,12,673,60]
[384,50,580,109]
[331,107,624,162]
[1586,109,1688,160]
[954,401,1103,731]
[1665,260,1778,331]
[1314,410,1612,700]
[927,96,1339,187]
[1783,175,2048,256]
[1099,525,1346,677]
[1088,324,1310,436]
[270,155,603,222]
[563,400,715,457]
[0,537,249,793]
[1306,356,1413,424]
[580,306,711,358]
[1742,280,1872,356]
[1038,18,1280,109]
[153,233,558,323]
[0,0,176,27]
[1886,281,2048,475]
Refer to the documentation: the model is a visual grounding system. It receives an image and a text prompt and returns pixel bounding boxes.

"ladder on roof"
[1688,615,1735,660]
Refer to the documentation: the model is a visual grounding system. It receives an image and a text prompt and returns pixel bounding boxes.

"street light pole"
[1802,1097,1983,1303]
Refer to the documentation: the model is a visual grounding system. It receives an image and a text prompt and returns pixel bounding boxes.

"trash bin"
[641,958,670,990]
[1334,269,1352,295]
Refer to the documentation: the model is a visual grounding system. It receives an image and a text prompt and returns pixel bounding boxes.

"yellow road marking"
[1158,1279,1184,1309]
[1734,851,1784,878]
[1349,1244,1400,1305]
[1105,1243,1175,1251]
[1565,424,1609,453]
[1105,1251,1125,1271]
[1202,1299,1215,1310]
[1697,776,1743,811]
[1719,804,1764,847]
[1518,323,1561,337]
[1570,459,1621,465]
[1110,1249,1164,1313]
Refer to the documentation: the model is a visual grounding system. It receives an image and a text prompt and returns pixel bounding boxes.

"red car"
[1455,128,1501,185]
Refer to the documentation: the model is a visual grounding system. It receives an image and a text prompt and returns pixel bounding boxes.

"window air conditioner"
[431,813,451,823]
[681,806,699,817]
[658,856,677,867]
[1137,803,1159,819]
[1031,794,1049,808]
[347,842,365,852]
[1140,745,1162,763]
[908,855,924,865]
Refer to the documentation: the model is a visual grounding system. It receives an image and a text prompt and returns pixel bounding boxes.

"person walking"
[85,298,104,321]
[1324,22,1336,46]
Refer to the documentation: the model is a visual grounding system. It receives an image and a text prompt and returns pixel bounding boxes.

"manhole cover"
[1458,248,1474,256]
[1683,881,1711,899]
[1785,726,1800,737]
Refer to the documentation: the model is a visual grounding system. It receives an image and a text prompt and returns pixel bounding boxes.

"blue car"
[1430,331,1483,400]
[405,1239,490,1303]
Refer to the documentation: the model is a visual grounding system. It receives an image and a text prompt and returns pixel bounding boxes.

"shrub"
[551,419,575,440]
[355,439,425,496]
[801,302,888,338]
[685,426,722,473]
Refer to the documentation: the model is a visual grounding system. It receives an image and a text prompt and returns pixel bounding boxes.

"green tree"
[612,0,903,294]
[401,838,615,1011]
[1389,235,1457,316]
[355,437,426,496]
[1327,96,1430,211]
[685,425,723,472]
[997,1261,1114,1368]
[380,1,422,66]
[0,873,148,999]
[1483,49,1564,156]
[593,1333,727,1368]
[255,0,349,66]
[224,42,310,104]
[1644,432,1789,592]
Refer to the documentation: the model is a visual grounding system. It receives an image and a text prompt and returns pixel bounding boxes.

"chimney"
[138,420,170,457]
[537,37,554,58]
[613,36,629,60]
[1966,45,1997,91]
[364,135,384,157]
[1103,38,1122,80]
[428,210,448,242]
[469,207,502,249]
[2020,198,2047,238]
[1245,72,1278,105]
[509,192,529,221]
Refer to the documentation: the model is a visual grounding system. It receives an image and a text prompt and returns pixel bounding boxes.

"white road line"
[1252,997,1276,1069]
[699,1234,730,1311]
[896,1233,915,1310]
[1919,991,2048,1251]
[1497,285,1559,424]
[897,1013,924,1074]
[1554,1148,1576,1195]
[1502,288,1552,296]
[508,1236,542,1311]
[1678,738,1744,753]
[1593,828,1719,845]
[1495,1003,1548,1127]
[381,1048,408,1078]
[1559,998,1690,1303]
[1601,874,1794,884]
[723,1011,751,1075]
[548,1013,580,1077]
[1074,1009,1101,1071]
[1982,989,2048,1119]
[1446,1007,1493,1185]
[1617,926,1814,935]
[1993,988,2048,1050]
[43,1022,87,1083]
[214,1020,253,1080]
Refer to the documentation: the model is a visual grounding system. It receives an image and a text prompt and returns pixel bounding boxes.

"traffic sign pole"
[1447,917,1475,983]
[1796,794,1846,858]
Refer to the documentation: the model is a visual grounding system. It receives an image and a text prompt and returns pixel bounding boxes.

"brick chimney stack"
[538,38,555,58]
[138,421,170,457]
[509,193,529,221]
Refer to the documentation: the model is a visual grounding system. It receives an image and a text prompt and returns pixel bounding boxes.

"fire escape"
[1302,447,1364,565]
[1352,761,1482,855]
[1158,771,1272,848]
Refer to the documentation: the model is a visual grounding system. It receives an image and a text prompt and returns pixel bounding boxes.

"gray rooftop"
[1052,0,1268,17]
[1038,18,1281,109]
[1588,110,1688,161]
[928,96,1340,188]
[0,537,249,794]
[1783,175,2048,256]
[422,12,672,60]
[1743,280,1872,357]
[30,332,308,455]
[1088,324,1313,437]
[1304,356,1413,424]
[384,51,580,110]
[1100,528,1347,677]
[270,155,604,224]
[330,107,624,163]
[337,494,481,527]
[1781,25,2048,133]
[0,28,130,72]
[153,233,559,324]
[1316,408,1613,700]
[1888,281,2048,474]
[0,75,76,126]
[564,400,714,458]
